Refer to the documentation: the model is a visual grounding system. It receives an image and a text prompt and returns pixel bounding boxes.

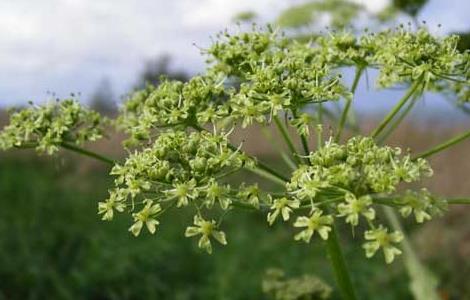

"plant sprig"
[1,24,469,300]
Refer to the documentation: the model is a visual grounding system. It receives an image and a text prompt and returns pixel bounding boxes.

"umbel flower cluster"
[0,25,468,265]
[0,99,105,154]
[99,129,255,252]
[315,27,469,89]
[281,136,438,263]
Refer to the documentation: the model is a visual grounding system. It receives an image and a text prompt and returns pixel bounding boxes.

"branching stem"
[60,142,116,165]
[377,94,419,144]
[335,66,364,142]
[273,115,301,165]
[371,81,422,139]
[412,129,470,160]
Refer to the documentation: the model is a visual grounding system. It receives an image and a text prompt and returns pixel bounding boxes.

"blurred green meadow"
[0,121,469,300]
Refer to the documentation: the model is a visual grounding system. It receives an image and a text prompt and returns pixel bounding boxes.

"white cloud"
[351,0,390,14]
[0,0,468,106]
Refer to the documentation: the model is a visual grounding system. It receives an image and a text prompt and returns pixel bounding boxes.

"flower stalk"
[273,115,301,165]
[335,66,364,142]
[413,129,470,160]
[325,224,358,300]
[60,142,115,165]
[371,81,423,139]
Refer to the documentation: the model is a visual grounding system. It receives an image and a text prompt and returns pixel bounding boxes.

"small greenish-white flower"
[397,189,434,223]
[268,94,290,117]
[205,180,232,210]
[126,178,151,198]
[267,197,300,225]
[290,113,315,136]
[128,200,162,236]
[363,226,403,264]
[337,193,375,226]
[230,95,269,128]
[166,179,198,207]
[293,176,328,200]
[294,209,334,242]
[98,191,126,221]
[185,215,227,254]
[238,183,261,208]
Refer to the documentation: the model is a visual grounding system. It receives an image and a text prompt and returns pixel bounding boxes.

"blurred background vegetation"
[1,0,470,299]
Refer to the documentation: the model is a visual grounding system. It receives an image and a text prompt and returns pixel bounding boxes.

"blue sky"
[0,0,469,112]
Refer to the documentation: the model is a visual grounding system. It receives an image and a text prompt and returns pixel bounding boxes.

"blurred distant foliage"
[233,11,257,22]
[262,268,332,300]
[276,0,363,29]
[392,0,428,18]
[274,0,431,30]
[89,78,117,116]
[135,54,189,90]
[456,31,470,51]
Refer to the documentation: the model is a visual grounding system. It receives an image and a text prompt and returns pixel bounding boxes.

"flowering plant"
[1,25,469,299]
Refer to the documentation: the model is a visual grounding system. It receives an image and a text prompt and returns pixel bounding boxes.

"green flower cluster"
[368,28,467,88]
[117,27,468,148]
[315,31,367,66]
[118,28,353,144]
[118,76,228,146]
[206,27,351,127]
[447,53,470,104]
[265,136,436,263]
[395,188,447,223]
[99,129,256,253]
[313,28,468,89]
[289,136,432,195]
[0,99,104,154]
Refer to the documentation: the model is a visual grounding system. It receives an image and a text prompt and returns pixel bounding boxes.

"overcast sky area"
[1,0,469,115]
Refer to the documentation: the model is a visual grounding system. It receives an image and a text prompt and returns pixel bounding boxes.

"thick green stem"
[412,129,470,160]
[371,81,422,139]
[335,67,364,142]
[60,142,116,165]
[273,115,301,165]
[325,224,358,300]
